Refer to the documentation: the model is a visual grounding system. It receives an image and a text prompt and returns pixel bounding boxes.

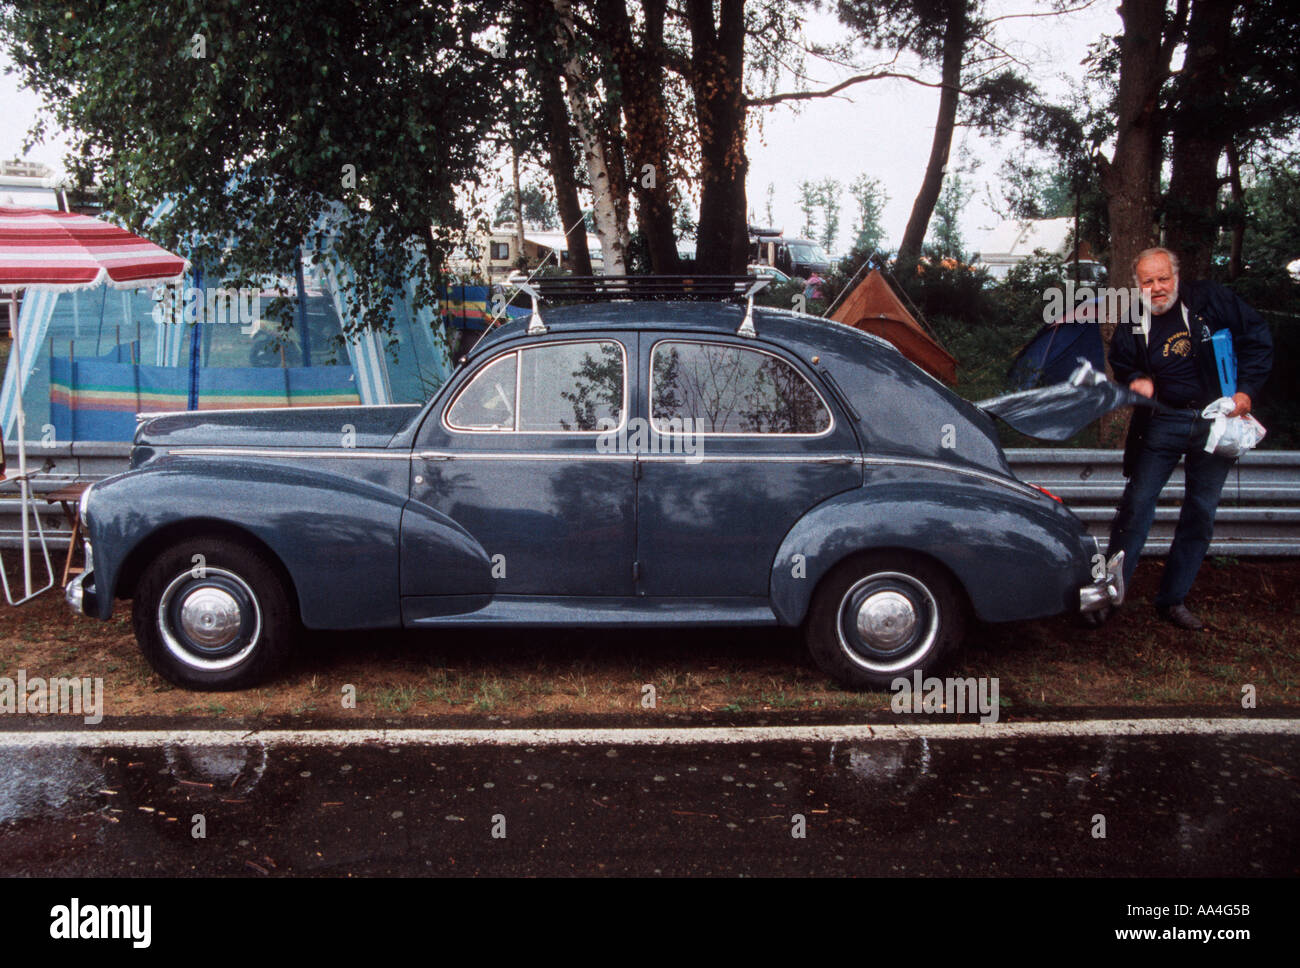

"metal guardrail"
[1010,448,1300,555]
[2,443,1298,555]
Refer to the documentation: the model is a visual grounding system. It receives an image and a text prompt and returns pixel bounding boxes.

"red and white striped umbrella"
[0,206,187,291]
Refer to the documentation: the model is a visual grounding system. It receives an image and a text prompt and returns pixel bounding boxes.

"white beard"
[1140,281,1180,316]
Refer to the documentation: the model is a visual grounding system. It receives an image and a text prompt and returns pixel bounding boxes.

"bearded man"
[1105,247,1273,630]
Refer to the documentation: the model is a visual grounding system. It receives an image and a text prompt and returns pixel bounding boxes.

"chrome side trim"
[417,451,635,462]
[415,451,856,464]
[139,403,418,421]
[861,456,1041,497]
[638,454,858,464]
[169,448,411,460]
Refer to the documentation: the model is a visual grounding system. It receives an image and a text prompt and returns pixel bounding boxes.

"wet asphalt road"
[1,728,1296,876]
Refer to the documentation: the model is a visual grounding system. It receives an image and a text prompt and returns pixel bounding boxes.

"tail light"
[1031,484,1064,503]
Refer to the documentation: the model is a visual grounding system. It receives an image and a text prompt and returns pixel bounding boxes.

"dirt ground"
[0,555,1295,722]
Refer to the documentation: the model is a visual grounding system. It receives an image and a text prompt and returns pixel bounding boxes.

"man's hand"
[1228,391,1252,418]
[1129,377,1155,398]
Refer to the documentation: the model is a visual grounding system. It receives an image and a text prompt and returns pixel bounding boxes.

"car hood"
[134,405,423,451]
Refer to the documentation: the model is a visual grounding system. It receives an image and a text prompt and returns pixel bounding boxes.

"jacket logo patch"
[1162,332,1192,358]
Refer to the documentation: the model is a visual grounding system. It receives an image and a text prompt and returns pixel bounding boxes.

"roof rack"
[502,273,772,340]
[508,274,765,302]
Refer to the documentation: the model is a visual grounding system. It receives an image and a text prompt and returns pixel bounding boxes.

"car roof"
[468,299,890,361]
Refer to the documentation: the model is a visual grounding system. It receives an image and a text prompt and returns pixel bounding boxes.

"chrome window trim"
[647,338,835,439]
[442,338,629,436]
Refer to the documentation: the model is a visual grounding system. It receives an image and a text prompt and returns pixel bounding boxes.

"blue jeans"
[1107,410,1235,608]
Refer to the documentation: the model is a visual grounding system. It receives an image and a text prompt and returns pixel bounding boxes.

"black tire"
[804,551,966,690]
[132,537,296,690]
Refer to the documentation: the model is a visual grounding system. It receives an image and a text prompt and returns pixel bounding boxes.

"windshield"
[788,243,829,265]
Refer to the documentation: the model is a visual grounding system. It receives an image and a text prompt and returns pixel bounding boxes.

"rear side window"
[446,340,625,433]
[650,340,831,435]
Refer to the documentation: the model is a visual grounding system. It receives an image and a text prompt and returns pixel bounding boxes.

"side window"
[651,341,831,435]
[446,353,517,430]
[446,341,625,433]
[519,341,624,432]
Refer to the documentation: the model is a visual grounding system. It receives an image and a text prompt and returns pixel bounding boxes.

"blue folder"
[1210,330,1236,397]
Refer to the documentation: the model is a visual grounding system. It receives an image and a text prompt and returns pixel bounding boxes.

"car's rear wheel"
[132,537,295,690]
[805,552,966,689]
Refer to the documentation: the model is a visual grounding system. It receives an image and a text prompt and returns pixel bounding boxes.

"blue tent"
[1007,297,1108,390]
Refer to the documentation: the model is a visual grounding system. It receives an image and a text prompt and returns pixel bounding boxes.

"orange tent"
[827,269,958,384]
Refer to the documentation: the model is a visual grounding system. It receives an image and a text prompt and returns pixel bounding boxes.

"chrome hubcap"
[856,590,918,649]
[179,587,243,649]
[157,567,262,672]
[836,571,939,673]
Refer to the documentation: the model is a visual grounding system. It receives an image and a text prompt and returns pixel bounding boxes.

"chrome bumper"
[65,570,96,616]
[1079,550,1125,612]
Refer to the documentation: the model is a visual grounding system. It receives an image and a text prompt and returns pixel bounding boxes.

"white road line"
[0,718,1295,749]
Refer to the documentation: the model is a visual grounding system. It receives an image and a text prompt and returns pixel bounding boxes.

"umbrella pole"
[1,299,54,607]
[14,314,30,597]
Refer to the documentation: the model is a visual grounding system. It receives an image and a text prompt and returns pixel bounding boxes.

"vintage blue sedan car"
[67,296,1125,690]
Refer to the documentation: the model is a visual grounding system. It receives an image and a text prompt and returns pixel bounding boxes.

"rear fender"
[770,471,1091,625]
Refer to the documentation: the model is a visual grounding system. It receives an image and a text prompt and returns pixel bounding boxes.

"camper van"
[749,226,832,280]
[455,224,604,281]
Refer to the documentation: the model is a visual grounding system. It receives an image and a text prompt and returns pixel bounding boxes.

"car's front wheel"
[132,537,295,690]
[805,552,966,689]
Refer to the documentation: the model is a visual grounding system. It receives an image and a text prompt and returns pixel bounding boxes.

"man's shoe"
[1157,603,1204,631]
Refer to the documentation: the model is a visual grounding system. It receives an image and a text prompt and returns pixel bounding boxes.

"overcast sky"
[0,0,1120,254]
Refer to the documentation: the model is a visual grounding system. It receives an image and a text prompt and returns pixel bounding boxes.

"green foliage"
[494,182,559,229]
[927,173,972,258]
[1,0,508,334]
[848,174,888,255]
[797,179,820,239]
[818,178,842,252]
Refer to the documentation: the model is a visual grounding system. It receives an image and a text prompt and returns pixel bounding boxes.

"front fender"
[84,457,481,629]
[770,469,1092,625]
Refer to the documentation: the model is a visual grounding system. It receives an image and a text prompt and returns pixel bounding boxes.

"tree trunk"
[1097,0,1186,289]
[538,64,593,276]
[552,0,626,275]
[1095,0,1187,445]
[1165,0,1238,281]
[896,3,966,271]
[687,0,748,275]
[509,134,526,269]
[1226,138,1244,280]
[603,0,681,274]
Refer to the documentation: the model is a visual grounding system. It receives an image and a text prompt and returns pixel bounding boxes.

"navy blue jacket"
[1108,279,1274,475]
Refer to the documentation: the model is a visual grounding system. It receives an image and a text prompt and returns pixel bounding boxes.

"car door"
[405,335,637,601]
[634,335,862,599]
